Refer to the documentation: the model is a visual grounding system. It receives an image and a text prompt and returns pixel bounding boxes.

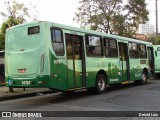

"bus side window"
[129,42,139,58]
[139,44,147,58]
[109,39,118,57]
[104,38,118,58]
[51,29,64,56]
[104,38,110,57]
[86,35,103,57]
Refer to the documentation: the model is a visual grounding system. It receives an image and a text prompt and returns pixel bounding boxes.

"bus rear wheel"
[94,74,106,94]
[134,72,147,85]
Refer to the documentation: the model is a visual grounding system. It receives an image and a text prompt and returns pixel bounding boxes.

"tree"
[145,35,160,45]
[145,35,156,44]
[0,16,21,50]
[123,0,149,37]
[0,1,31,50]
[0,30,5,50]
[29,3,39,22]
[0,1,30,24]
[74,0,149,37]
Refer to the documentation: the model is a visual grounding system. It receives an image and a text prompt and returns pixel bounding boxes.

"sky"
[0,0,160,32]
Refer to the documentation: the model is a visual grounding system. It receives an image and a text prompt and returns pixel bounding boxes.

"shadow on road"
[23,81,154,106]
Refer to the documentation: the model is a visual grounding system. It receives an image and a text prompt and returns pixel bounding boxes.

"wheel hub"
[142,74,146,82]
[98,79,105,90]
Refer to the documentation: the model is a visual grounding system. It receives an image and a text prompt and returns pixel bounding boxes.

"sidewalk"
[0,86,53,101]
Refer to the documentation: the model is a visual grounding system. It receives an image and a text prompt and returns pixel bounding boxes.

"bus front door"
[66,34,86,89]
[118,42,129,82]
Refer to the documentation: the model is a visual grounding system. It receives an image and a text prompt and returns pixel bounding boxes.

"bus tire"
[139,72,147,85]
[134,72,147,85]
[94,74,106,94]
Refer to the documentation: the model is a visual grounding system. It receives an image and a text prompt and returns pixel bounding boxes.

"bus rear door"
[118,42,130,82]
[65,34,86,89]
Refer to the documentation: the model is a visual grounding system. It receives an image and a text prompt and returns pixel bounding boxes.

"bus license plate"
[22,81,31,85]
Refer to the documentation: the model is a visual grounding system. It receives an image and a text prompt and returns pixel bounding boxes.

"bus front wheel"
[140,72,147,84]
[94,74,106,94]
[134,72,147,85]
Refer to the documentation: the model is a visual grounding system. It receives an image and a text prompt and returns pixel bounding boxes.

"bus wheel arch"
[96,70,108,84]
[143,68,148,78]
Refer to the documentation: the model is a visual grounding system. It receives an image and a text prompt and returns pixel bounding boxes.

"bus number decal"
[22,81,31,85]
[53,60,62,64]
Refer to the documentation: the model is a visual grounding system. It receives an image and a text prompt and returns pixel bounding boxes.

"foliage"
[0,31,5,50]
[74,0,149,37]
[0,1,31,50]
[145,35,156,44]
[156,37,160,44]
[0,1,30,24]
[145,35,160,45]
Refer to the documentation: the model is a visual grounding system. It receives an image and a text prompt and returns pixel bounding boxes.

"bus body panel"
[130,59,148,80]
[5,22,50,87]
[49,50,68,90]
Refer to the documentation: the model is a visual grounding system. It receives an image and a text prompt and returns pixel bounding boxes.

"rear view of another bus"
[5,22,49,88]
[154,45,160,77]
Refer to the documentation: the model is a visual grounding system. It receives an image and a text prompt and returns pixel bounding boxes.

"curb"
[0,82,6,87]
[0,90,54,102]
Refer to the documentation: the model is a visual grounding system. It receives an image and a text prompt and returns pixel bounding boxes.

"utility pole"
[155,0,158,37]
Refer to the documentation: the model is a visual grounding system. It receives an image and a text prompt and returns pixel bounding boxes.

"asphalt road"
[1,79,160,120]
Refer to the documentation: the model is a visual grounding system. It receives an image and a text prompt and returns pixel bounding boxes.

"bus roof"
[8,21,152,46]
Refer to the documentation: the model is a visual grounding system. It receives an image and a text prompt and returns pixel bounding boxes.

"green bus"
[5,21,155,93]
[154,45,160,76]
